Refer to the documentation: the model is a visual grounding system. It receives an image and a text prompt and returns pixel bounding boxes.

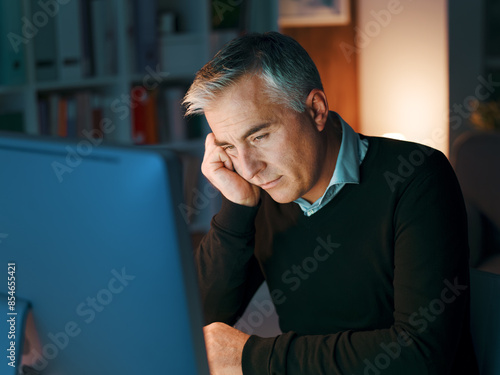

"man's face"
[204,76,328,204]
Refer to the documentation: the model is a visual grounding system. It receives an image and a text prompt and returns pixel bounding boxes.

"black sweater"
[195,136,479,374]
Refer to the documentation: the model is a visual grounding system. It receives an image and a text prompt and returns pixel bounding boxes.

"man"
[183,32,478,374]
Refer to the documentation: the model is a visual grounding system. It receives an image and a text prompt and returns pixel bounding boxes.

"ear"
[305,89,329,132]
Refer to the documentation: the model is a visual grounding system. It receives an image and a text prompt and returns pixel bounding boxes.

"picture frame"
[278,0,350,27]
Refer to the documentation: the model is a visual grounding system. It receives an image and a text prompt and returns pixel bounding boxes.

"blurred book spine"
[0,0,26,86]
[132,86,159,145]
[56,0,84,80]
[38,92,105,139]
[31,0,58,81]
[133,0,158,73]
[90,0,117,77]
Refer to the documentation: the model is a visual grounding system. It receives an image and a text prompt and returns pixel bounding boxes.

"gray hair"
[183,31,323,116]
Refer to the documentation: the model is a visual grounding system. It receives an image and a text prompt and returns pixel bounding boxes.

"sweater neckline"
[291,135,380,225]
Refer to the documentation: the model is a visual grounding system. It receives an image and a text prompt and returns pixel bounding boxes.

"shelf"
[129,71,183,86]
[0,85,28,95]
[35,76,120,92]
[141,137,205,157]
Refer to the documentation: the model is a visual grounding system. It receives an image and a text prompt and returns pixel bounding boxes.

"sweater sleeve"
[195,196,265,325]
[242,151,472,374]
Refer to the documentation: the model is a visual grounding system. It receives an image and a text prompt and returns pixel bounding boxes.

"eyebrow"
[214,123,272,147]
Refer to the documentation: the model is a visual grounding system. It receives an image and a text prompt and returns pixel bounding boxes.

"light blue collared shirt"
[294,113,369,216]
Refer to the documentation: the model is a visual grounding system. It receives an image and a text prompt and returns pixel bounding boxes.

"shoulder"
[364,136,449,168]
[365,137,451,174]
[361,136,456,194]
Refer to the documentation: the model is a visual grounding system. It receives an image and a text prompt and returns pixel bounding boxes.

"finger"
[204,132,220,155]
[203,133,221,164]
[205,132,215,149]
[203,138,234,172]
[216,148,234,171]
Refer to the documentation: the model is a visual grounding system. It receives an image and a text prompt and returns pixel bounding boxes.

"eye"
[223,145,235,151]
[253,134,268,142]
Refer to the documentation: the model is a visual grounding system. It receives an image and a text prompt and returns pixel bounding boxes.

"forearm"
[243,327,436,375]
[242,279,469,375]
[242,272,469,375]
[195,197,264,324]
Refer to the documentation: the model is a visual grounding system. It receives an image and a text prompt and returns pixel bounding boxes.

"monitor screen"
[0,132,209,375]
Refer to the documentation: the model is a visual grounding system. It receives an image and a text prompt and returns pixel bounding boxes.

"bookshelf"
[0,0,212,143]
[0,0,278,141]
[0,0,278,233]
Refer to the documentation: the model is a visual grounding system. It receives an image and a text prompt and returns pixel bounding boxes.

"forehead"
[212,75,270,111]
[204,76,279,134]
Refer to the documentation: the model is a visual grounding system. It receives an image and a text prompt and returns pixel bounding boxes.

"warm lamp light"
[358,0,448,155]
[382,133,406,141]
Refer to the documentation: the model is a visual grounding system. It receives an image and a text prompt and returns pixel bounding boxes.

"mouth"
[259,176,282,190]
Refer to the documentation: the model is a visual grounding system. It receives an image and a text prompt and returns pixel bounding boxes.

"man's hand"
[201,133,260,207]
[203,322,250,375]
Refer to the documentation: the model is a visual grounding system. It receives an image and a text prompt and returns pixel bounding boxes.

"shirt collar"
[293,112,362,210]
[329,112,361,186]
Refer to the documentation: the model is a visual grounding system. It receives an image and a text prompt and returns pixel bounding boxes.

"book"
[56,0,83,80]
[80,0,94,77]
[57,98,68,137]
[0,0,26,85]
[48,93,61,136]
[90,0,117,77]
[31,1,58,81]
[100,96,116,141]
[163,87,187,142]
[38,98,50,135]
[144,90,159,144]
[91,95,104,139]
[66,96,77,138]
[132,86,159,144]
[76,91,92,137]
[133,0,159,73]
[125,0,136,74]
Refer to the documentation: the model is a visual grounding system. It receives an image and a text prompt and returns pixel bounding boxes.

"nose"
[235,147,265,181]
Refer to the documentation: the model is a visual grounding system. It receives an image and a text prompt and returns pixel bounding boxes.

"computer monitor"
[0,132,209,375]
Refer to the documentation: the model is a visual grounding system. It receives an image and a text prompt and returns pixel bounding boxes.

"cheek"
[289,143,321,184]
[266,138,306,172]
[271,149,307,182]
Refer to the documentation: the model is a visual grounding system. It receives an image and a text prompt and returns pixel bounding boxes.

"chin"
[265,187,300,204]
